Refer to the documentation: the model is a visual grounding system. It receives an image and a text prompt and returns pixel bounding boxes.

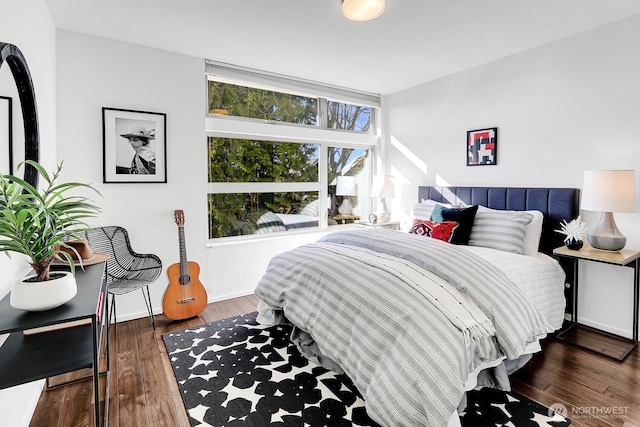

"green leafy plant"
[0,160,101,281]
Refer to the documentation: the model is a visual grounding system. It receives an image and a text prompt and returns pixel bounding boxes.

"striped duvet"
[255,228,557,427]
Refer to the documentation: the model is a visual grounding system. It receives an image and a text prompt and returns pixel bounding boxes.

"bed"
[255,200,321,234]
[255,186,580,427]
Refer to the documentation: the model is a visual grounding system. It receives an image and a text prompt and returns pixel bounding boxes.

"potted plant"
[0,160,101,311]
[555,215,589,250]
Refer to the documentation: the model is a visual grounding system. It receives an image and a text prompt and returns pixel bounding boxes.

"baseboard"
[208,289,255,303]
[563,313,632,339]
[109,307,163,324]
[109,290,255,324]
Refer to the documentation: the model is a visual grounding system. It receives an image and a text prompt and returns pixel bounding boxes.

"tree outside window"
[207,79,374,238]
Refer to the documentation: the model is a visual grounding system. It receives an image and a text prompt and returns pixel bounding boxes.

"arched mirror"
[0,42,39,188]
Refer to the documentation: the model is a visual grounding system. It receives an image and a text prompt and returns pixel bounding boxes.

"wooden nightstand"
[332,214,360,224]
[357,220,400,230]
[553,242,640,360]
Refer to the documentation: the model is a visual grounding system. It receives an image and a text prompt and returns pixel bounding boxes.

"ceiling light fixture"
[342,0,385,21]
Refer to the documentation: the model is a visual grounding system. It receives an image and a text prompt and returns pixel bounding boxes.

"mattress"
[460,246,566,329]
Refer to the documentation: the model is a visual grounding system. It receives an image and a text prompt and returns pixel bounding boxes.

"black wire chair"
[84,226,162,330]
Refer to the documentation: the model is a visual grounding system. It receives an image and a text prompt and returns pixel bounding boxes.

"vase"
[10,271,77,311]
[566,239,584,250]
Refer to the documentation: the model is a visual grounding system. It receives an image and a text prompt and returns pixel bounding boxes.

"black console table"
[0,263,109,426]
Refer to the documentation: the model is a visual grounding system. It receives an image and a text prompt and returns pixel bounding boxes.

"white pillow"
[405,200,460,232]
[474,206,543,257]
[521,210,544,256]
[469,208,533,254]
[256,211,287,234]
[300,199,320,217]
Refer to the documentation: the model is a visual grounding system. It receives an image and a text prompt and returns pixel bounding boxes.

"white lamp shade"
[336,176,357,196]
[342,0,385,21]
[371,175,395,198]
[581,170,636,213]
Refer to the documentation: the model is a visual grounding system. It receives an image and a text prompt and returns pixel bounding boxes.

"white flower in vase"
[555,216,588,248]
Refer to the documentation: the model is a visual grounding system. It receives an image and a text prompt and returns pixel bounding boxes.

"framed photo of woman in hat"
[102,107,167,183]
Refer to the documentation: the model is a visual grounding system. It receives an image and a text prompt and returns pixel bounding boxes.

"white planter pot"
[10,271,78,311]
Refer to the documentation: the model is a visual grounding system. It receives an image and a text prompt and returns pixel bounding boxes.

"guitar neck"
[178,225,188,277]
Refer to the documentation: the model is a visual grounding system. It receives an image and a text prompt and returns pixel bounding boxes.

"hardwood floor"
[30,297,640,427]
[29,295,260,427]
[511,330,640,427]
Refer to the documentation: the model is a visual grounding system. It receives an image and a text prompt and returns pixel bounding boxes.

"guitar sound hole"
[179,274,191,286]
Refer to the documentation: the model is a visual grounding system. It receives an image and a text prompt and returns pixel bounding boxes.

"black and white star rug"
[162,312,570,426]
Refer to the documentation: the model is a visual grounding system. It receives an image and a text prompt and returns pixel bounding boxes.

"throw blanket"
[255,228,555,427]
[315,242,496,345]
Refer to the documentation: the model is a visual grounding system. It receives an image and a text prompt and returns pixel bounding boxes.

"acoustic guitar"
[162,210,207,320]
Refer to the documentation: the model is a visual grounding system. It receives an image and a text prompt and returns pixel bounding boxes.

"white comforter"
[255,228,565,427]
[460,246,566,329]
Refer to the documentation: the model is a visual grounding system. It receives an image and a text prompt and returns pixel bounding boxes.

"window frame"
[205,60,381,109]
[205,68,380,242]
[207,77,376,134]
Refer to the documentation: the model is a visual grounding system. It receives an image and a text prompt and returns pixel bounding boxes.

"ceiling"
[45,0,640,96]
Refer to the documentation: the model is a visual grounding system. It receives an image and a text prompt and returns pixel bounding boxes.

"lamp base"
[338,198,353,215]
[587,211,627,251]
[375,210,390,223]
[375,198,391,223]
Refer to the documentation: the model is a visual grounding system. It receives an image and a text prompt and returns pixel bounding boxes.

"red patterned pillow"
[409,220,459,243]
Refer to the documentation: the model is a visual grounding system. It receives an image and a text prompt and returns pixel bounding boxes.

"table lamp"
[336,176,357,215]
[581,170,636,251]
[371,175,395,222]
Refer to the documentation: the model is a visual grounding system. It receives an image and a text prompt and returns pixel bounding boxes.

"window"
[208,138,319,183]
[326,100,371,133]
[328,147,371,226]
[208,80,318,126]
[208,192,320,238]
[208,137,321,238]
[207,79,372,134]
[205,61,379,239]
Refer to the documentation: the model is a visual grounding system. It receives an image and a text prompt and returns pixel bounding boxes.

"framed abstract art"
[467,127,497,166]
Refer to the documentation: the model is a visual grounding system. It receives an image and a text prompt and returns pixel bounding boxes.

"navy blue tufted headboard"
[417,186,580,255]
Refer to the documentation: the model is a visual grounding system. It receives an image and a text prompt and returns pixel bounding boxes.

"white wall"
[384,14,640,338]
[207,229,337,302]
[55,30,207,321]
[56,31,377,318]
[55,30,329,320]
[0,0,58,424]
[0,0,58,297]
